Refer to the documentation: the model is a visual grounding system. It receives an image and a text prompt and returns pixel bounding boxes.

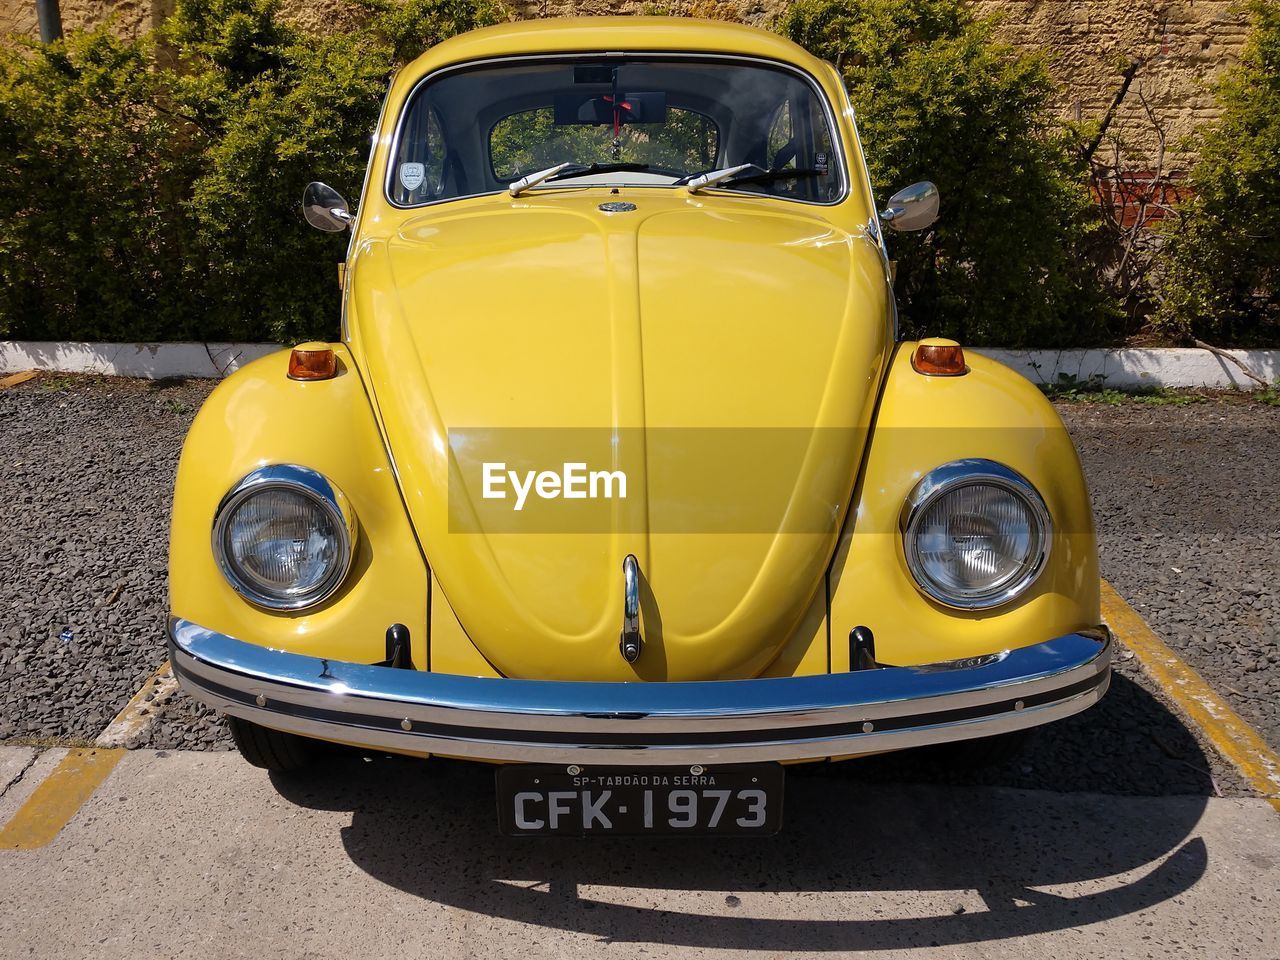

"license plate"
[495,763,784,836]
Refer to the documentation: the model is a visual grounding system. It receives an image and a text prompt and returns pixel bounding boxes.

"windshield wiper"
[512,161,820,198]
[508,162,575,197]
[680,163,760,192]
[721,168,824,187]
[509,162,651,197]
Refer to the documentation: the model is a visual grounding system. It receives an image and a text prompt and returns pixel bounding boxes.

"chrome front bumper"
[169,618,1111,764]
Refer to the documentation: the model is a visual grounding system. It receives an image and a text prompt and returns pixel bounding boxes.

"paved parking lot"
[0,747,1277,958]
[0,373,1278,958]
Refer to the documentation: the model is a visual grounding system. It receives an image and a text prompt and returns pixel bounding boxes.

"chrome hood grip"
[619,554,642,663]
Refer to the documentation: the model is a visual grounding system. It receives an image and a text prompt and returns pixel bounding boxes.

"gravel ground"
[0,373,1273,800]
[0,374,213,743]
[1061,399,1280,751]
[138,688,227,751]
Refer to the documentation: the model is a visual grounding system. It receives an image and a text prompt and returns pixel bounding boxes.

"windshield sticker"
[398,162,426,192]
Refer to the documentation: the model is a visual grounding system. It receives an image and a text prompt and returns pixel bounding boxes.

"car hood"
[349,192,889,680]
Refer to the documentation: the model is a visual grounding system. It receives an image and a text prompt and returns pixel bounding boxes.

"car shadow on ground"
[269,672,1213,951]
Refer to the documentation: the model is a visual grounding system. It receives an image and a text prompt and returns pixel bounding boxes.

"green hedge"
[0,0,1273,346]
[780,0,1113,347]
[0,30,195,340]
[0,0,503,343]
[1156,0,1280,346]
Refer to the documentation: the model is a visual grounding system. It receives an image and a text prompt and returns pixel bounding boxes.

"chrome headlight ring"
[900,459,1052,611]
[211,464,357,611]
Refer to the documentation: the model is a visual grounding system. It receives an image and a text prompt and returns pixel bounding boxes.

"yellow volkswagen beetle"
[168,17,1110,835]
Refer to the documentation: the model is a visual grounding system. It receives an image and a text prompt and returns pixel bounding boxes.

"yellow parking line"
[1102,579,1280,813]
[0,370,37,390]
[0,748,125,849]
[0,662,172,849]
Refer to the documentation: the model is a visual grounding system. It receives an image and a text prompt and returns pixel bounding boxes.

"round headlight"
[212,465,356,610]
[901,460,1051,610]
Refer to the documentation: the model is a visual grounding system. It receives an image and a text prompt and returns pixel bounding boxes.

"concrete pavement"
[0,746,1277,959]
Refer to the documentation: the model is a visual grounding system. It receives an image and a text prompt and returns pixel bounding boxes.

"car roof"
[400,16,831,79]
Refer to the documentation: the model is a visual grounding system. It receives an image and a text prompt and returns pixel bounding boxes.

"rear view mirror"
[303,181,353,232]
[553,92,667,126]
[880,181,940,232]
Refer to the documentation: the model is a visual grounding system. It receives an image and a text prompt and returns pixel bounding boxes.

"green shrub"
[165,0,391,341]
[0,31,197,340]
[0,0,505,344]
[779,0,1112,347]
[1157,0,1280,346]
[359,0,505,65]
[167,0,504,342]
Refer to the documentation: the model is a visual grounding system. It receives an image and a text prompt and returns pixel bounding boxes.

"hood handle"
[619,555,642,663]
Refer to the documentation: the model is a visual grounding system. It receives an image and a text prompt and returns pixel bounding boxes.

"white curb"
[0,341,281,379]
[975,348,1279,391]
[0,341,1276,389]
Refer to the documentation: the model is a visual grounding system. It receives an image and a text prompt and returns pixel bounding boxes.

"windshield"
[388,57,844,206]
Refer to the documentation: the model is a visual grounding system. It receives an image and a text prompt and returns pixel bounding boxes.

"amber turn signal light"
[911,339,966,376]
[288,343,338,381]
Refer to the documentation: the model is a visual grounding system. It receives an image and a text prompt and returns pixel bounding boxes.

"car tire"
[226,716,317,772]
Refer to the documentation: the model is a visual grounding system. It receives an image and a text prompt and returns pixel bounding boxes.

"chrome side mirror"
[303,181,353,232]
[880,181,940,232]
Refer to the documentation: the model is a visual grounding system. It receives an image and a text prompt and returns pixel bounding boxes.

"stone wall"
[972,0,1252,171]
[1,0,1254,170]
[2,0,160,40]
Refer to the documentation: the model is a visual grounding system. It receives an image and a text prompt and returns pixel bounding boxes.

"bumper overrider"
[169,618,1111,764]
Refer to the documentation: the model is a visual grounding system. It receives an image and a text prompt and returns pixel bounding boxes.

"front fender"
[168,347,429,668]
[829,344,1100,670]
